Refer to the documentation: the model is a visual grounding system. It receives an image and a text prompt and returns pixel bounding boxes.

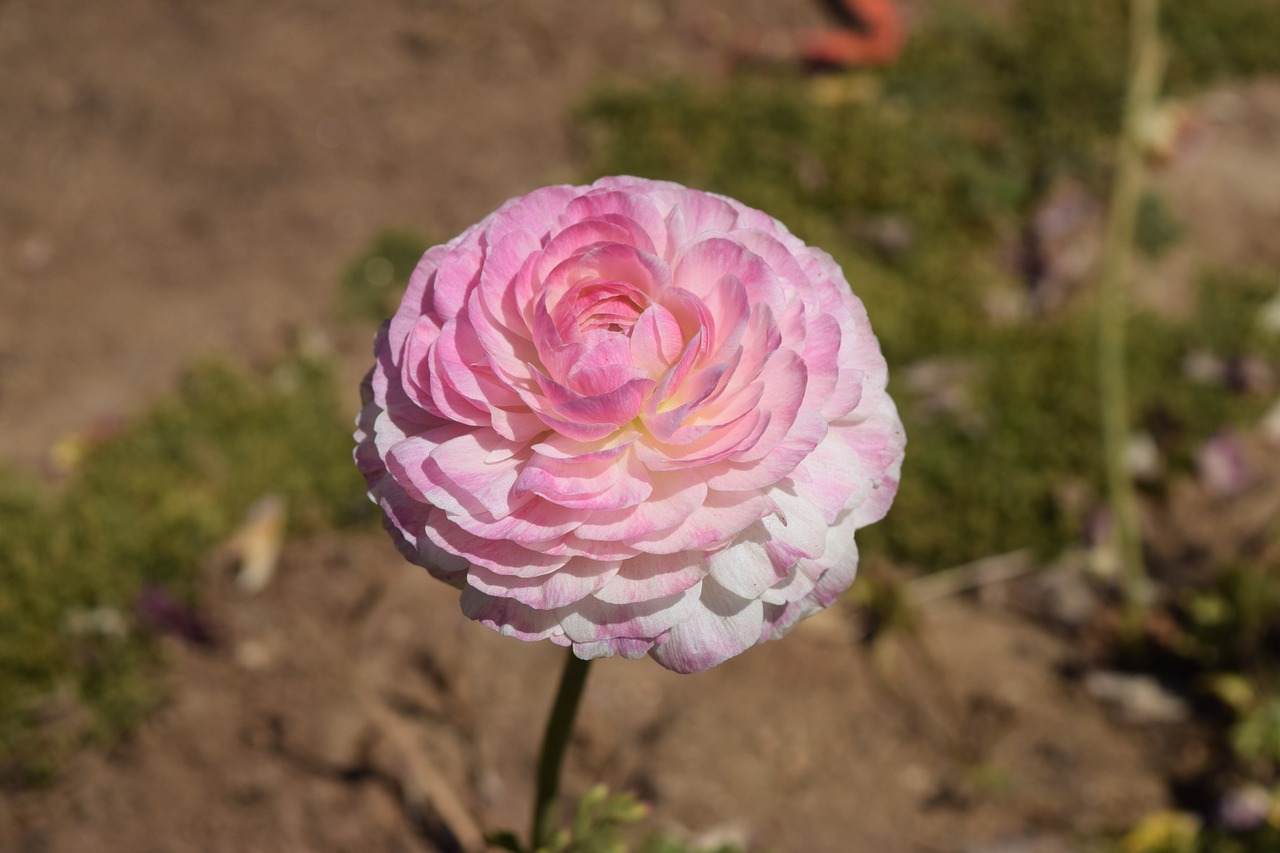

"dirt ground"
[4,1,1280,851]
[1,535,1170,853]
[0,0,835,476]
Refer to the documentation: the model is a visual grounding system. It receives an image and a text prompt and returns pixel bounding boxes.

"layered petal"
[355,175,905,674]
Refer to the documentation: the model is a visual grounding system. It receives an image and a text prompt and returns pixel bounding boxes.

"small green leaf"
[485,830,526,853]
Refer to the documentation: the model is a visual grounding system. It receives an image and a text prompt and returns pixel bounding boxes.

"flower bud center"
[572,280,647,335]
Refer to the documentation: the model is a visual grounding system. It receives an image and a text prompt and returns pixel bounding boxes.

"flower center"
[571,281,647,335]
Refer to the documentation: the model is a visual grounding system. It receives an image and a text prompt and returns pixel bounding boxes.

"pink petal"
[531,428,640,463]
[431,238,484,320]
[553,535,642,562]
[426,320,494,426]
[628,489,775,555]
[365,470,468,587]
[564,341,647,397]
[673,236,784,318]
[449,494,583,545]
[629,304,685,378]
[466,556,621,609]
[388,244,447,355]
[533,219,637,283]
[413,428,526,519]
[641,359,732,443]
[760,508,861,640]
[514,449,653,511]
[844,399,906,527]
[573,471,709,542]
[662,193,741,247]
[559,189,669,257]
[760,486,829,566]
[635,407,768,469]
[698,273,751,358]
[797,312,846,413]
[703,409,827,493]
[460,585,565,642]
[557,584,702,643]
[481,184,579,247]
[545,376,656,429]
[706,524,787,600]
[648,580,765,673]
[571,637,655,660]
[593,552,708,605]
[735,348,809,462]
[424,508,570,578]
[401,314,449,419]
[730,227,813,297]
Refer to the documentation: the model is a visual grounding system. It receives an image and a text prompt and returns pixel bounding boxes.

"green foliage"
[1116,802,1280,853]
[1132,273,1280,469]
[1234,699,1280,770]
[1164,0,1280,87]
[489,785,744,853]
[995,0,1126,184]
[885,271,1277,569]
[1178,562,1280,671]
[0,351,365,784]
[864,316,1099,566]
[339,229,432,322]
[557,784,648,853]
[1135,192,1186,259]
[1187,273,1280,360]
[1194,827,1280,853]
[1118,811,1203,853]
[849,571,917,640]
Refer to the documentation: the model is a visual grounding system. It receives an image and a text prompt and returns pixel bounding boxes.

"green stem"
[1097,0,1164,637]
[531,651,593,851]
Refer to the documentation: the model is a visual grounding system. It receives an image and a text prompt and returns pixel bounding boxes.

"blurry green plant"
[489,785,745,853]
[1135,192,1186,259]
[1117,804,1280,853]
[1178,562,1280,670]
[1192,829,1280,853]
[1120,810,1202,853]
[1233,699,1280,773]
[339,229,431,322]
[849,570,917,642]
[994,0,1126,186]
[0,350,365,785]
[1163,0,1280,86]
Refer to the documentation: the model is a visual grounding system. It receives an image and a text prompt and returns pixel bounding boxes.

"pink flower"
[355,176,904,673]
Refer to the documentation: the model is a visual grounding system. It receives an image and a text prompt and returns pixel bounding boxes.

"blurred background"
[2,1,1280,851]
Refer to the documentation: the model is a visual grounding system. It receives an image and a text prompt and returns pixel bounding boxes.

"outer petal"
[461,585,566,642]
[557,584,703,643]
[466,556,621,609]
[571,637,655,660]
[593,551,708,605]
[649,580,765,673]
[760,507,862,641]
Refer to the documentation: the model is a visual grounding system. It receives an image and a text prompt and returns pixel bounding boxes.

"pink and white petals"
[355,176,905,673]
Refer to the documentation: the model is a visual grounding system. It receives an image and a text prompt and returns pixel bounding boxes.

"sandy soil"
[0,0,825,472]
[1,536,1167,853]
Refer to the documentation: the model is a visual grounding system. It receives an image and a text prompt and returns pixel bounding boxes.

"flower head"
[355,176,904,672]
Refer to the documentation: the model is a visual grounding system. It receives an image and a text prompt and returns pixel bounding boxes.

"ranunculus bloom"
[355,176,904,673]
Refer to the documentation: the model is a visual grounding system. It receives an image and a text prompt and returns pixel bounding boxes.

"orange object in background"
[800,0,906,67]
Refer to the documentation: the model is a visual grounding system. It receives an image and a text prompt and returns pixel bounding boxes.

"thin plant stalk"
[1097,0,1164,635]
[531,651,593,851]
